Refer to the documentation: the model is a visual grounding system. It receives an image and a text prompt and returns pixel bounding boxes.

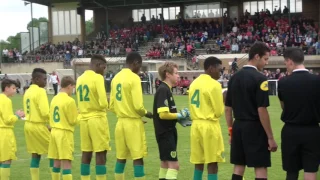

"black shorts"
[231,120,270,167]
[156,129,178,161]
[281,124,320,172]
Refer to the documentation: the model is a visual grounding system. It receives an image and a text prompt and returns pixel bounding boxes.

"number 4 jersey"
[188,74,224,121]
[76,70,108,120]
[49,92,78,131]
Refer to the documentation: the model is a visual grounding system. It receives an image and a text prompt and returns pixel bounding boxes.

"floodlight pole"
[0,42,2,73]
[161,6,164,34]
[31,2,34,54]
[93,0,109,38]
[287,0,291,25]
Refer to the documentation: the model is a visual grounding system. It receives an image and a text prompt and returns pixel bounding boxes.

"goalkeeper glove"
[180,108,190,118]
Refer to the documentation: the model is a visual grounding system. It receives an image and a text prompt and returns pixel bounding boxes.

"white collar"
[243,65,258,70]
[293,69,309,72]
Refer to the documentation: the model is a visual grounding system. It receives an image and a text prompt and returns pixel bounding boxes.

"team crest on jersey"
[260,81,269,91]
[170,151,177,158]
[164,99,168,106]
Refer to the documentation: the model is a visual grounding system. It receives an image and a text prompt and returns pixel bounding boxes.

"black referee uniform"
[225,65,271,167]
[153,82,178,162]
[278,69,320,174]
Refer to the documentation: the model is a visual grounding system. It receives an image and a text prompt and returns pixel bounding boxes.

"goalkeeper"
[189,57,225,180]
[153,62,190,180]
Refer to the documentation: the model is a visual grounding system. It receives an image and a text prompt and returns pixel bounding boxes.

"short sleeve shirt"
[225,66,269,121]
[278,70,320,125]
[153,82,177,136]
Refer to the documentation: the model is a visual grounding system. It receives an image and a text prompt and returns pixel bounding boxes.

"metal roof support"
[93,0,109,38]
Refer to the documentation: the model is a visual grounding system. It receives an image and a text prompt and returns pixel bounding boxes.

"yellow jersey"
[0,94,18,128]
[189,74,224,121]
[50,92,78,132]
[76,70,108,120]
[23,84,50,123]
[109,68,147,118]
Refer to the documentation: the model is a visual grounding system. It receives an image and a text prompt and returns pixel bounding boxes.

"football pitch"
[9,95,294,179]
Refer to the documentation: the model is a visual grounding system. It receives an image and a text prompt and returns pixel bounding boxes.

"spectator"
[49,71,60,96]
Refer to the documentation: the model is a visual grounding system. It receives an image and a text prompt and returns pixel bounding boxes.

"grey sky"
[0,0,93,41]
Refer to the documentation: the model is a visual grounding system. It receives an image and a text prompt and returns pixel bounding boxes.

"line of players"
[0,43,319,180]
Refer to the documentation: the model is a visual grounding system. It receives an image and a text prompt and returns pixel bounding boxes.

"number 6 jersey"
[49,92,78,131]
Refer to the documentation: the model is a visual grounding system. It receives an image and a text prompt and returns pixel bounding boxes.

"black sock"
[255,178,267,180]
[232,174,243,180]
[286,172,299,180]
[159,179,167,180]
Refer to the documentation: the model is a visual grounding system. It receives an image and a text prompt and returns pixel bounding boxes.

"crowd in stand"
[2,8,320,65]
[147,8,320,59]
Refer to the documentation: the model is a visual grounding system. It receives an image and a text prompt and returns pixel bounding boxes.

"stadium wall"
[1,62,64,74]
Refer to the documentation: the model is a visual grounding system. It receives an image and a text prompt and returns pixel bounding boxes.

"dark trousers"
[53,83,58,95]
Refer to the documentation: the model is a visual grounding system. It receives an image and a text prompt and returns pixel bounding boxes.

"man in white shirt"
[49,71,60,95]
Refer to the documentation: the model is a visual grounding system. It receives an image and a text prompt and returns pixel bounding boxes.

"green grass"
[8,95,298,179]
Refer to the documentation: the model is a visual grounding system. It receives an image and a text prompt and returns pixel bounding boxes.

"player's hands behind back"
[145,111,153,119]
[268,138,278,152]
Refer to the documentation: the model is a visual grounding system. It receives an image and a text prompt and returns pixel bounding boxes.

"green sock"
[30,157,40,168]
[208,174,217,180]
[53,167,61,173]
[96,165,106,175]
[193,169,203,180]
[134,165,145,177]
[49,159,54,168]
[63,169,71,175]
[81,164,90,176]
[115,162,126,174]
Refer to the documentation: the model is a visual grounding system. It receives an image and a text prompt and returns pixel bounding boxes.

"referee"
[278,47,320,180]
[225,42,278,180]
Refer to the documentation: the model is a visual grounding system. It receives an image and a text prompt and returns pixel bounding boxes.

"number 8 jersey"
[76,70,108,120]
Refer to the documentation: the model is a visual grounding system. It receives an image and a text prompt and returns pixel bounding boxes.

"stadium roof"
[23,0,230,8]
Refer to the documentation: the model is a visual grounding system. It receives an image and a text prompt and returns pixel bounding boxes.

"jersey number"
[53,106,60,123]
[26,99,30,114]
[116,83,122,101]
[77,85,90,102]
[191,89,200,108]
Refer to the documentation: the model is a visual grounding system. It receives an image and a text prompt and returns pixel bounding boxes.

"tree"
[0,33,21,51]
[0,17,49,51]
[27,17,48,29]
[86,18,94,35]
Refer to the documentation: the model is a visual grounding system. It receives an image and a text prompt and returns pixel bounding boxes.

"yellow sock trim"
[96,175,106,180]
[159,168,167,179]
[1,167,11,180]
[30,168,39,180]
[63,174,73,180]
[115,173,124,180]
[51,172,61,180]
[81,175,90,180]
[134,176,145,180]
[166,169,178,179]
